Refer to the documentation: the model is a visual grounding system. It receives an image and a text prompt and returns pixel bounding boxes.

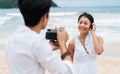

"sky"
[53,0,120,7]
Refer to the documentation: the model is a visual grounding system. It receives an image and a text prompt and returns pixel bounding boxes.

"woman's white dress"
[73,32,98,74]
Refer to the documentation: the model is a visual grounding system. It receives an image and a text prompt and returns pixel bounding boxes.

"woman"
[68,12,104,74]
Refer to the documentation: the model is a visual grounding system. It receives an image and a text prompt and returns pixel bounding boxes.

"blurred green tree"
[0,0,58,8]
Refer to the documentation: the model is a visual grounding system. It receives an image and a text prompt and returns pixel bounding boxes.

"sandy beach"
[0,43,120,74]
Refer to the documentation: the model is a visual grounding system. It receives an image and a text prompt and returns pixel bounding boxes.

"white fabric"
[73,32,98,74]
[5,25,73,74]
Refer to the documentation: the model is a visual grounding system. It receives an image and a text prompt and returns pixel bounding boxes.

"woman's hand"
[90,23,96,33]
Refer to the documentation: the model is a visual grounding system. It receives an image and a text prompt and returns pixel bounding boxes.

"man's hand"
[55,27,68,45]
[49,40,59,50]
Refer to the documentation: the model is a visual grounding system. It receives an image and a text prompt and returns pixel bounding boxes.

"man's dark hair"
[18,0,52,27]
[78,12,94,24]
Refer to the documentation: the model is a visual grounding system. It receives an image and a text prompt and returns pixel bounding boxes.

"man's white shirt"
[5,25,73,74]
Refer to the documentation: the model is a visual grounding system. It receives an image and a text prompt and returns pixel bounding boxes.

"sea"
[0,6,120,47]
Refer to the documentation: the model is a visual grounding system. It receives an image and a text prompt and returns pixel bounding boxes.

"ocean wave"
[97,30,120,43]
[95,19,120,27]
[50,12,78,16]
[6,12,78,17]
[0,16,13,26]
[6,13,21,16]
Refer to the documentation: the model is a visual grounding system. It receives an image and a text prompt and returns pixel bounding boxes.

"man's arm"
[32,38,73,74]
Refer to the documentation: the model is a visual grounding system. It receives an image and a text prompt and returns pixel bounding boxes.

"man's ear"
[41,13,48,23]
[40,13,49,29]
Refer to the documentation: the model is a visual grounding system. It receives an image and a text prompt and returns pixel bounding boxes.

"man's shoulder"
[8,28,39,46]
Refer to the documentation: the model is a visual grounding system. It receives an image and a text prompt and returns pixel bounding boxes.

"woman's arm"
[92,33,104,55]
[68,40,75,61]
[91,24,104,55]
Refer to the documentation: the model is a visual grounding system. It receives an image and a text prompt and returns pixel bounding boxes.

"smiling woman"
[68,12,104,74]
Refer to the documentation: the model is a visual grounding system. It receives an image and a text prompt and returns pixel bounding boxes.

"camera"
[45,29,57,40]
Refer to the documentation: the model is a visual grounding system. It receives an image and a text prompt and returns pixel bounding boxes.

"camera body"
[45,29,57,40]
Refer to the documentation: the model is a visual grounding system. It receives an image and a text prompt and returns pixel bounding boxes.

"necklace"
[79,37,89,54]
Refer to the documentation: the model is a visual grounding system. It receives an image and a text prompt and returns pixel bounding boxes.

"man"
[5,0,73,74]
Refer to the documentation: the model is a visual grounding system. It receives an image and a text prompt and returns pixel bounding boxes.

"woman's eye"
[79,21,82,24]
[84,22,88,25]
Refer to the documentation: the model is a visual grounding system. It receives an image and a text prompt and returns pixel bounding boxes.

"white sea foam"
[6,12,78,17]
[6,13,21,16]
[0,16,13,26]
[50,12,78,16]
[96,19,120,27]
